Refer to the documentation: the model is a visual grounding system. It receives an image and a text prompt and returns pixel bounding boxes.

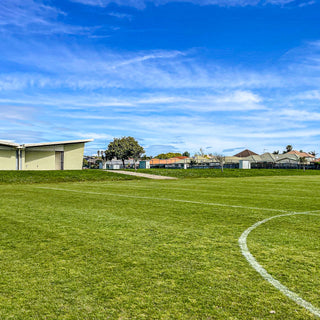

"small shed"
[139,160,150,169]
[239,160,251,169]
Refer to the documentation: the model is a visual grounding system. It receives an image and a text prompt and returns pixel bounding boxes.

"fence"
[150,161,320,170]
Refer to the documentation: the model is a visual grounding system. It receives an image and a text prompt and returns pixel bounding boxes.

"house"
[0,141,19,170]
[99,158,137,169]
[0,139,93,170]
[287,150,315,163]
[242,154,262,163]
[260,152,279,163]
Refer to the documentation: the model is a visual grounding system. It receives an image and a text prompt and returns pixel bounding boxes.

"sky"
[1,0,320,156]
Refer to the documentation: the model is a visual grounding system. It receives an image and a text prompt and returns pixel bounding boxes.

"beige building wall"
[24,151,55,170]
[64,143,85,170]
[0,148,16,170]
[0,140,90,170]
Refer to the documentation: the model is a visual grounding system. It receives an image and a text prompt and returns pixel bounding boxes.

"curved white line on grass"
[239,212,320,317]
[34,186,289,213]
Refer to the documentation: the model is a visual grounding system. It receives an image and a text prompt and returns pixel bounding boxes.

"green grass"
[0,170,141,184]
[1,174,320,319]
[132,168,320,178]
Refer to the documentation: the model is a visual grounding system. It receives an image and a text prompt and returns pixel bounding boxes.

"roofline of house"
[0,140,20,147]
[0,139,94,149]
[23,139,94,148]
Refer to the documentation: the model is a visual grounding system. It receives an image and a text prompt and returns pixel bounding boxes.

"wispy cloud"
[0,0,63,27]
[1,9,320,155]
[0,0,96,35]
[70,0,300,9]
[298,1,316,7]
[278,109,320,121]
[0,89,265,113]
[108,11,133,19]
[223,147,246,152]
[0,105,36,121]
[0,42,282,91]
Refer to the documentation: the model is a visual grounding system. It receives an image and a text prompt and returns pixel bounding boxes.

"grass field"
[132,168,320,179]
[1,171,320,319]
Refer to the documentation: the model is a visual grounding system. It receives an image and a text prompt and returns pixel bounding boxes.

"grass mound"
[0,170,141,184]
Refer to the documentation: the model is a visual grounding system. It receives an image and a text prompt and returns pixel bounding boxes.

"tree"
[127,137,145,170]
[214,153,226,173]
[285,145,293,153]
[194,148,206,157]
[182,151,190,157]
[272,150,279,154]
[104,137,145,169]
[299,156,307,172]
[83,158,89,168]
[309,151,317,157]
[140,154,152,160]
[154,152,182,159]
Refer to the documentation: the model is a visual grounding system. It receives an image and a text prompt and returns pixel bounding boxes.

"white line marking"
[239,212,320,317]
[33,186,289,213]
[80,183,319,200]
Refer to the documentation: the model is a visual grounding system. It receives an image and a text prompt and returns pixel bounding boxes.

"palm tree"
[285,145,293,153]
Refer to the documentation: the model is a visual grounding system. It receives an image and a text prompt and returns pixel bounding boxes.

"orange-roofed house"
[287,150,315,163]
[150,156,188,166]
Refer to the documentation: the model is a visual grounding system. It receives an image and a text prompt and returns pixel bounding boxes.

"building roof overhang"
[22,139,94,148]
[0,139,93,149]
[0,140,20,148]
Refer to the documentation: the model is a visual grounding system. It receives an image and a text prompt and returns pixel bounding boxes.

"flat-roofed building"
[0,139,93,170]
[0,141,20,170]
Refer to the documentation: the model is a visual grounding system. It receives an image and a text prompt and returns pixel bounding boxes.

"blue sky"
[1,0,320,156]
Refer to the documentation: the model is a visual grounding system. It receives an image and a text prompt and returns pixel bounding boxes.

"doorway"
[55,151,64,170]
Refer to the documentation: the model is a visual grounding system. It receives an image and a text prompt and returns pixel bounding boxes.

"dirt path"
[104,170,177,180]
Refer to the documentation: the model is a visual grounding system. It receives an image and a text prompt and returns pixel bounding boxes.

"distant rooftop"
[234,149,258,158]
[287,150,315,158]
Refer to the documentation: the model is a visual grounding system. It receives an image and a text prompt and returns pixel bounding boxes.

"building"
[287,150,315,163]
[99,159,137,170]
[0,139,93,170]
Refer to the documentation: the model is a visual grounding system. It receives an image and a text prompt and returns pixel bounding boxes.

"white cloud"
[0,43,283,91]
[0,0,63,27]
[73,132,114,140]
[298,1,316,7]
[70,0,298,9]
[0,105,36,121]
[227,129,320,139]
[1,31,320,155]
[0,0,96,35]
[278,109,320,121]
[0,89,265,113]
[108,12,133,19]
